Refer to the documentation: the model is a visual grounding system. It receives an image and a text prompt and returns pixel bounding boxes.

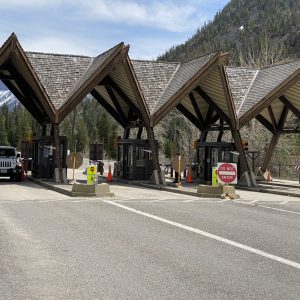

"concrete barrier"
[71,183,114,197]
[197,185,239,199]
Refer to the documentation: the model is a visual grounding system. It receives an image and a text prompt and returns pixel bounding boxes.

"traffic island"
[197,185,240,199]
[71,183,114,197]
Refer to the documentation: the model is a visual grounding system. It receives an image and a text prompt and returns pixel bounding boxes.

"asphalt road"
[0,180,300,299]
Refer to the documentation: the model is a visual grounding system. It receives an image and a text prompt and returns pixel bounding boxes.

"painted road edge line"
[257,204,300,216]
[104,200,300,270]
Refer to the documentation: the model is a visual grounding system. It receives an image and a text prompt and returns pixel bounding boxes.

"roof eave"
[152,51,222,126]
[239,69,300,127]
[57,43,126,123]
[124,52,150,126]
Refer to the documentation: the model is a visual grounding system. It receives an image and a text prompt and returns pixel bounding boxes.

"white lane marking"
[280,201,289,205]
[235,201,254,205]
[257,204,300,216]
[235,200,300,215]
[248,200,257,205]
[104,200,300,270]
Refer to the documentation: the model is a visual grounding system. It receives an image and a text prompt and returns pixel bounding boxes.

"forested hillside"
[159,0,299,65]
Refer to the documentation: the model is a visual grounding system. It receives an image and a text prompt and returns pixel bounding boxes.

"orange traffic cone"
[187,167,192,183]
[107,164,113,182]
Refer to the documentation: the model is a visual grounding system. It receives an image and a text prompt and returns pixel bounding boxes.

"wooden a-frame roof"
[0,33,55,124]
[226,61,300,133]
[0,33,150,127]
[132,51,234,128]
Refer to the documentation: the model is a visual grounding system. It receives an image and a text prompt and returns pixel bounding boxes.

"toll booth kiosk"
[32,136,68,179]
[194,141,239,183]
[115,139,155,180]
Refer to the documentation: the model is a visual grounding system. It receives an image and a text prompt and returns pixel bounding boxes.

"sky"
[0,0,229,60]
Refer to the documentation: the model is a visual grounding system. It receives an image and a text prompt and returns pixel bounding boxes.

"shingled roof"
[132,52,219,122]
[240,61,300,117]
[26,52,93,110]
[131,60,179,114]
[26,44,123,110]
[225,67,258,116]
[226,61,300,120]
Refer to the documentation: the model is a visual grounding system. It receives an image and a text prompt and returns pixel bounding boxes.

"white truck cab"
[0,146,23,181]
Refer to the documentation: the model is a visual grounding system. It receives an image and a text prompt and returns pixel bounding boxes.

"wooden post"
[53,123,62,182]
[261,133,280,171]
[231,129,250,173]
[146,126,160,185]
[261,104,288,172]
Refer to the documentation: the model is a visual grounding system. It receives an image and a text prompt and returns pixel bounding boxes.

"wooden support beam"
[280,129,300,134]
[210,113,220,125]
[261,133,280,171]
[90,90,126,128]
[146,126,161,184]
[2,79,45,124]
[177,104,201,129]
[267,106,277,133]
[205,105,214,126]
[217,119,224,142]
[231,129,250,173]
[195,87,231,124]
[0,74,13,80]
[261,105,289,171]
[255,114,275,134]
[105,86,128,126]
[206,126,230,131]
[137,127,143,139]
[217,130,224,142]
[279,95,300,120]
[199,131,208,142]
[123,127,130,139]
[42,124,47,136]
[189,92,205,130]
[277,104,289,130]
[7,66,45,113]
[102,75,143,120]
[52,123,62,182]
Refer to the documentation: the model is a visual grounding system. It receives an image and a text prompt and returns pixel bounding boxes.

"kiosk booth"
[114,139,156,180]
[193,141,239,183]
[32,136,68,179]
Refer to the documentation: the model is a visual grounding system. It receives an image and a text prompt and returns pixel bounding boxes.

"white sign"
[217,162,237,185]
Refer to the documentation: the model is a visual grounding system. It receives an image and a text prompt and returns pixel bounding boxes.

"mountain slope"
[158,0,299,65]
[0,81,18,110]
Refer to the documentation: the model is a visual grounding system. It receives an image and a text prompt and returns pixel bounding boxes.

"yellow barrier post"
[178,155,182,189]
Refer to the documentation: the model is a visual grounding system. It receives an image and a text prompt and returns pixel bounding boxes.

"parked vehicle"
[0,146,23,181]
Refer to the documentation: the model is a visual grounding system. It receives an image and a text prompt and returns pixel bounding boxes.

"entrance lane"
[0,181,299,299]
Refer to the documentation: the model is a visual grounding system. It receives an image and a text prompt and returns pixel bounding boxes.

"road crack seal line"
[104,200,300,271]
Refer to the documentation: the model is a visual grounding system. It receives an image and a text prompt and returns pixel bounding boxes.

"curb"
[27,177,72,197]
[236,185,300,198]
[28,176,300,199]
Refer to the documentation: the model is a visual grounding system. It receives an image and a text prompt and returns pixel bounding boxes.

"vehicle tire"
[10,176,15,181]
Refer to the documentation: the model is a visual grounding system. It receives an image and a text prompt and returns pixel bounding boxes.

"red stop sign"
[217,163,237,184]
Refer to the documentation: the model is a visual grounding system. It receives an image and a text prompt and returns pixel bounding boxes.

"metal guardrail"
[269,164,300,180]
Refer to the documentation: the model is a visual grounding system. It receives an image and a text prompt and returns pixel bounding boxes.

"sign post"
[178,155,182,189]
